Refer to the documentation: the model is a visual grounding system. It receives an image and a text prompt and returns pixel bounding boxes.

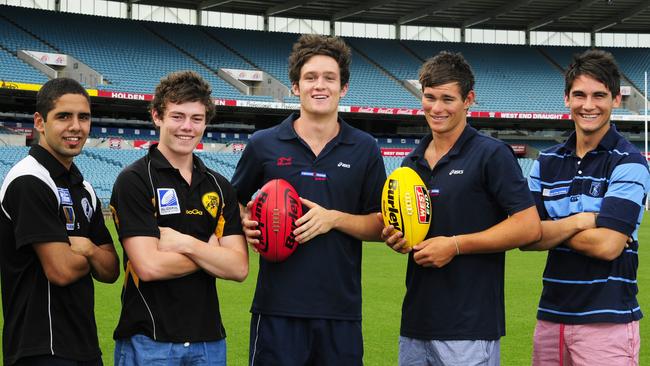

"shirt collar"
[277,112,356,145]
[409,124,479,162]
[148,143,207,173]
[29,144,83,183]
[561,123,621,153]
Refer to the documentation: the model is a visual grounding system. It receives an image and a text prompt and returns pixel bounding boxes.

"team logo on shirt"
[81,197,93,222]
[202,192,220,218]
[157,188,181,215]
[277,157,292,166]
[63,205,75,231]
[589,182,602,197]
[58,188,73,205]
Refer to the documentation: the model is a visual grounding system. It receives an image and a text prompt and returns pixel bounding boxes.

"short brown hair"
[288,34,351,87]
[419,51,474,100]
[151,71,215,123]
[565,49,620,97]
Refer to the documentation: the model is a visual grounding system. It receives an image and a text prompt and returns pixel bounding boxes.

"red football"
[250,179,302,262]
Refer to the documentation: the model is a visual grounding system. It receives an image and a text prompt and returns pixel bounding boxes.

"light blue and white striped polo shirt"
[528,124,650,324]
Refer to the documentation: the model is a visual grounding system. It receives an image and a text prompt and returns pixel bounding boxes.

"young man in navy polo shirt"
[383,51,541,365]
[524,50,649,365]
[0,78,119,365]
[110,71,248,365]
[232,34,386,365]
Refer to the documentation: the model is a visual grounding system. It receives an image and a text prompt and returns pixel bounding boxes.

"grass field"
[2,217,649,365]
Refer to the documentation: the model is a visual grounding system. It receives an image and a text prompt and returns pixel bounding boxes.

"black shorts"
[249,313,363,366]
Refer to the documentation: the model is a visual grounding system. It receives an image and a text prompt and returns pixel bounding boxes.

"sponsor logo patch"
[202,192,220,218]
[301,171,327,181]
[63,205,75,231]
[542,186,569,197]
[186,208,204,215]
[157,188,181,215]
[337,162,351,168]
[58,188,73,205]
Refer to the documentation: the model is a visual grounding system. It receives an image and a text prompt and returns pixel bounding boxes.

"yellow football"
[381,167,432,248]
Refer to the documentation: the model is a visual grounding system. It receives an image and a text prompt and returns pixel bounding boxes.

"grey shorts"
[399,336,500,366]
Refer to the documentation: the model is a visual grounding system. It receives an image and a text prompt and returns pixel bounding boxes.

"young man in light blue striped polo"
[525,49,650,365]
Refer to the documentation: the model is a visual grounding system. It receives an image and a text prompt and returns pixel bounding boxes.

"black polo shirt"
[400,125,534,340]
[0,145,112,365]
[111,144,242,342]
[231,113,386,320]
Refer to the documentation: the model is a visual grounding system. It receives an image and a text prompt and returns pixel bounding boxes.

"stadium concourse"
[0,3,648,209]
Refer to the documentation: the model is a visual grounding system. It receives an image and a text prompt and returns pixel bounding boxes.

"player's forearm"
[457,206,541,254]
[131,251,200,281]
[34,242,91,286]
[521,213,597,251]
[566,228,628,261]
[86,244,120,283]
[183,237,249,282]
[334,211,383,241]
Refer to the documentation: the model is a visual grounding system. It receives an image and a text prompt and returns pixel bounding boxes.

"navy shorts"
[249,313,363,366]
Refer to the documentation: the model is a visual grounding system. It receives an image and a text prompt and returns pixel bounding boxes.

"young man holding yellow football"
[232,34,386,365]
[382,51,541,365]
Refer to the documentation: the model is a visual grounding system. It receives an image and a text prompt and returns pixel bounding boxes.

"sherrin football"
[250,179,302,262]
[381,167,432,248]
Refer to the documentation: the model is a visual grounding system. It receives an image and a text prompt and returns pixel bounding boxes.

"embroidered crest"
[81,197,93,222]
[202,192,220,218]
[589,181,602,197]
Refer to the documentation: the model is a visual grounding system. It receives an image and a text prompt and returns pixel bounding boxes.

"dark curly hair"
[288,34,351,87]
[150,70,215,123]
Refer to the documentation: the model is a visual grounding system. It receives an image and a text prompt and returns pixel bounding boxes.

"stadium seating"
[0,5,645,115]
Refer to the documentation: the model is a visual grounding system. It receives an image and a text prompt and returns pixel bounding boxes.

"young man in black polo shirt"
[232,34,386,365]
[383,51,541,365]
[0,78,120,366]
[110,71,247,365]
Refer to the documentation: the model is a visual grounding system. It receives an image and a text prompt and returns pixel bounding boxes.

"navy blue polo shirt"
[528,124,650,324]
[231,113,386,320]
[400,125,534,340]
[0,145,112,365]
[111,144,243,342]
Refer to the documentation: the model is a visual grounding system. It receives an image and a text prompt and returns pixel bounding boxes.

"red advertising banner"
[7,127,34,138]
[97,90,152,101]
[510,144,526,156]
[381,148,413,157]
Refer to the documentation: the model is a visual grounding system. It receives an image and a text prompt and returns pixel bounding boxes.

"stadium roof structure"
[127,0,650,33]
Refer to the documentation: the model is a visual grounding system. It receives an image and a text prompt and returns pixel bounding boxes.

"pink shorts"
[532,319,640,366]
